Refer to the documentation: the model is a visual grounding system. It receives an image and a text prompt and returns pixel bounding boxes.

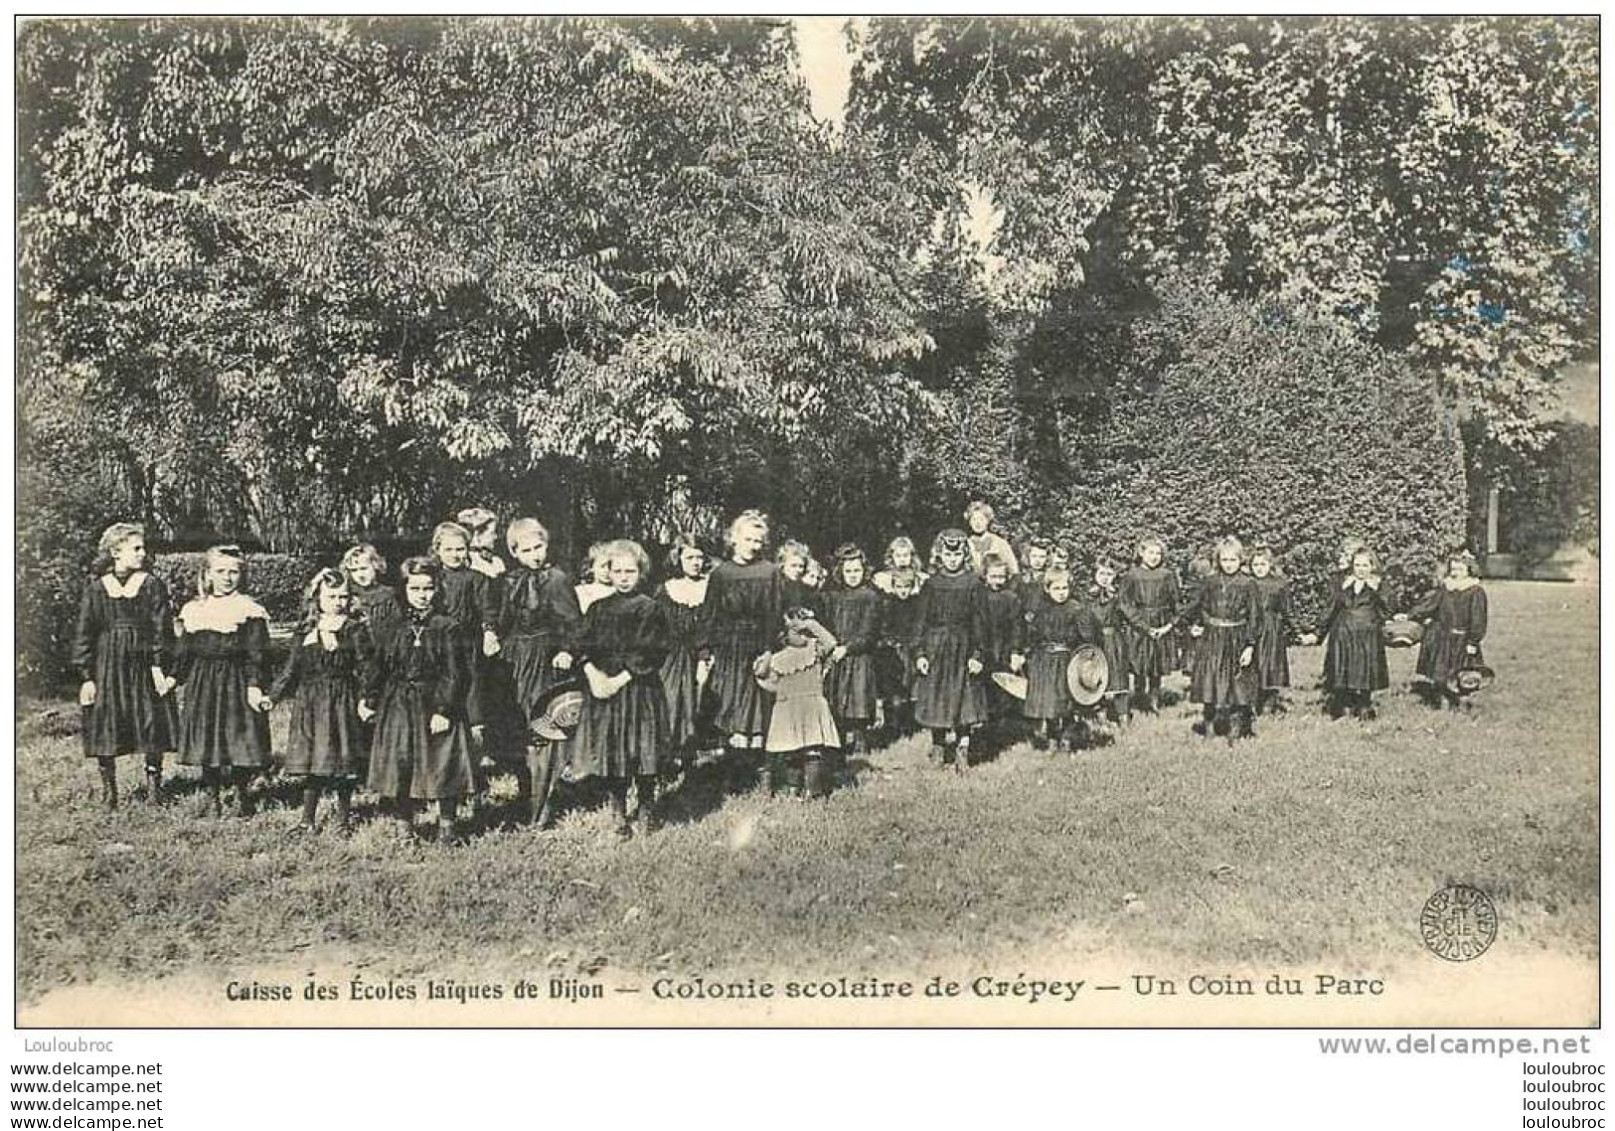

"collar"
[178,593,268,634]
[1444,575,1479,592]
[101,571,149,599]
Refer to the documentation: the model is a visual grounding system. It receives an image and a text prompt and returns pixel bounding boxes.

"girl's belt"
[1205,617,1244,628]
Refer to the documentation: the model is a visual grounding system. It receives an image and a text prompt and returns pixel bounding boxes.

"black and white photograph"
[13,13,1599,1035]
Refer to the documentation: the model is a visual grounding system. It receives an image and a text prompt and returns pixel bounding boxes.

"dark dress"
[1178,572,1260,708]
[1017,572,1048,619]
[365,609,478,800]
[874,574,924,703]
[173,595,272,769]
[1251,574,1293,690]
[570,591,672,780]
[979,584,1025,719]
[704,560,787,738]
[351,583,399,631]
[1410,582,1487,687]
[441,564,524,761]
[822,584,883,726]
[1089,586,1130,702]
[497,564,582,723]
[1118,565,1180,677]
[911,569,988,729]
[72,573,179,759]
[657,578,709,750]
[268,620,372,778]
[1317,579,1393,693]
[1023,599,1102,720]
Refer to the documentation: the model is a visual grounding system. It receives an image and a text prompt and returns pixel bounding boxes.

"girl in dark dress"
[341,544,398,631]
[978,553,1026,748]
[821,544,883,758]
[1248,546,1295,715]
[1317,545,1393,720]
[363,557,478,843]
[264,569,371,832]
[872,536,926,738]
[73,522,179,809]
[911,529,988,772]
[434,520,524,786]
[1177,537,1260,741]
[1118,536,1179,713]
[571,540,672,837]
[657,537,711,768]
[1013,569,1102,751]
[173,545,272,816]
[496,517,581,824]
[705,510,787,778]
[1017,538,1053,618]
[1090,559,1132,726]
[1401,550,1488,709]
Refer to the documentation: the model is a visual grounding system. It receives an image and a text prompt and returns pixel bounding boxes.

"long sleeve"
[1174,581,1205,630]
[910,584,935,664]
[434,624,472,719]
[1469,589,1488,644]
[72,583,101,680]
[147,578,176,670]
[1241,581,1259,649]
[967,584,986,663]
[629,602,671,676]
[1315,587,1344,638]
[546,570,583,649]
[268,642,302,702]
[1408,586,1441,623]
[243,617,270,692]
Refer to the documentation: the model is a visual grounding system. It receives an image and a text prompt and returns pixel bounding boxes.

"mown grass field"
[15,581,1597,1020]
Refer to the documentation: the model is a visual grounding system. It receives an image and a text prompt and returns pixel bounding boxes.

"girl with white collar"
[1316,544,1393,721]
[173,545,273,815]
[72,522,180,809]
[1398,550,1488,709]
[263,569,372,832]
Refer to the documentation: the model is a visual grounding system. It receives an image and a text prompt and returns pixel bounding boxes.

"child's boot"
[301,783,321,830]
[803,756,829,799]
[97,758,118,811]
[954,734,970,775]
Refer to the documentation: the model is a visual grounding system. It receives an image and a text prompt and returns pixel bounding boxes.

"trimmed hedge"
[1038,282,1468,627]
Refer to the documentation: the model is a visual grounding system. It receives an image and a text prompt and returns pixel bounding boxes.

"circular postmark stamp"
[1420,884,1497,962]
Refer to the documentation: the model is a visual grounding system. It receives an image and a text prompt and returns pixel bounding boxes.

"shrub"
[150,552,323,623]
[1039,282,1468,626]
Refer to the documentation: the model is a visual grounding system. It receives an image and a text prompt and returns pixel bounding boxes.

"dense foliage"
[18,16,1595,685]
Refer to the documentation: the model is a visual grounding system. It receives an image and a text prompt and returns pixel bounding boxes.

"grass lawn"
[15,580,1597,1025]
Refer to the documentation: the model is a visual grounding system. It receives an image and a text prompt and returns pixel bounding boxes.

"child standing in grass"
[1014,568,1101,752]
[755,608,841,798]
[706,510,787,780]
[73,522,179,809]
[1399,549,1488,710]
[264,568,371,833]
[821,544,882,760]
[571,540,672,837]
[341,544,397,631]
[977,553,1026,748]
[1248,545,1295,715]
[173,545,272,816]
[1317,545,1392,721]
[657,536,711,770]
[911,529,987,772]
[1089,558,1132,726]
[1118,535,1179,714]
[1177,537,1259,741]
[497,517,581,826]
[363,556,477,843]
[873,537,925,740]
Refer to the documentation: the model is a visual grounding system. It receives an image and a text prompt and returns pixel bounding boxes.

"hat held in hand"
[1446,661,1496,698]
[529,677,586,743]
[991,671,1029,701]
[1383,619,1423,648]
[1065,645,1110,707]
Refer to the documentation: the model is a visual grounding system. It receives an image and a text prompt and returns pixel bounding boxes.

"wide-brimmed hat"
[1446,662,1496,698]
[529,677,586,742]
[991,671,1029,700]
[1383,619,1423,648]
[1065,645,1110,707]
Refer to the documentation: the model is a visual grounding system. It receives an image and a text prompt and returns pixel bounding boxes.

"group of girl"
[72,502,1489,841]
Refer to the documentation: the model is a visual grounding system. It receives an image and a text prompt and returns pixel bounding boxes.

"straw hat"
[1065,645,1111,707]
[529,677,586,742]
[1383,619,1424,648]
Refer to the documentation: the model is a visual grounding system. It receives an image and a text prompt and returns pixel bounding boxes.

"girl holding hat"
[496,517,582,825]
[1012,567,1102,752]
[1176,537,1260,740]
[1316,544,1393,720]
[1089,559,1132,726]
[73,522,180,809]
[873,536,926,740]
[1248,546,1297,715]
[1398,550,1488,709]
[911,529,989,771]
[978,553,1027,748]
